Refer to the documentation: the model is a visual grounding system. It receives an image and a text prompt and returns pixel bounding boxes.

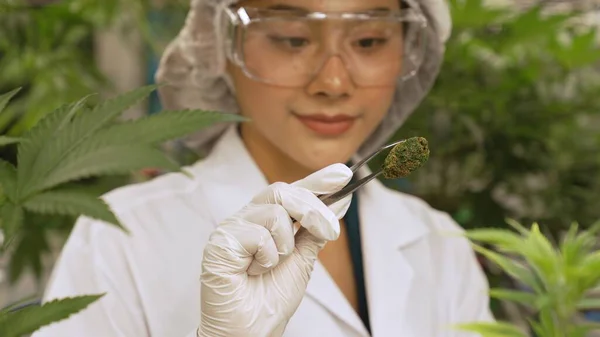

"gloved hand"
[198,163,353,337]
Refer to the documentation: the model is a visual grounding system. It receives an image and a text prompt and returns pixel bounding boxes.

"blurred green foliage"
[0,0,189,284]
[0,0,187,135]
[0,85,243,336]
[458,219,600,337]
[383,0,600,240]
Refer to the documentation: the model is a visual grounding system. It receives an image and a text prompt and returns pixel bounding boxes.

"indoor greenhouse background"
[0,0,599,335]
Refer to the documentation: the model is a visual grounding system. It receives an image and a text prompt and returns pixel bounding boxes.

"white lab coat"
[33,126,493,337]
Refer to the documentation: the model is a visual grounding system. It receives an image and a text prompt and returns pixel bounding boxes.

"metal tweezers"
[318,139,407,206]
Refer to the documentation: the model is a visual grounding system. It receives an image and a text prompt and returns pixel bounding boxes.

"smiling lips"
[294,113,357,136]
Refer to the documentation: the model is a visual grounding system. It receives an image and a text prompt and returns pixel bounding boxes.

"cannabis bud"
[382,137,429,179]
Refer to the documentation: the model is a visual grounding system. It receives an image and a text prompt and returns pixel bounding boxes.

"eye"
[269,36,310,48]
[356,38,388,48]
[286,37,309,48]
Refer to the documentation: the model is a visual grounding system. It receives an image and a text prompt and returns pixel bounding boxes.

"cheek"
[361,87,396,126]
[230,68,293,124]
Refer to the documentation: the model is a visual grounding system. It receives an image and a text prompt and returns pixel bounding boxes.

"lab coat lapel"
[304,261,371,337]
[357,166,429,337]
[196,126,270,224]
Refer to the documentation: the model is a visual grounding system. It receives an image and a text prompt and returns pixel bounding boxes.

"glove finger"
[239,204,296,273]
[291,163,352,195]
[251,182,340,241]
[274,226,326,293]
[293,163,353,219]
[202,218,279,276]
[246,222,280,276]
[326,193,353,220]
[293,226,326,261]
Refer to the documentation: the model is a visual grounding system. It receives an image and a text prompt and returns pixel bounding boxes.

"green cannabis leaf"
[0,84,245,244]
[0,88,21,115]
[0,136,22,147]
[1,202,24,247]
[0,159,17,202]
[87,109,246,146]
[0,294,104,337]
[453,321,528,337]
[6,217,53,284]
[0,85,245,334]
[23,189,120,229]
[457,218,600,337]
[487,289,538,307]
[16,97,92,199]
[18,85,159,198]
[38,145,181,193]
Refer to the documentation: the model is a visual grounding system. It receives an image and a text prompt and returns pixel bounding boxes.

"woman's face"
[227,0,400,173]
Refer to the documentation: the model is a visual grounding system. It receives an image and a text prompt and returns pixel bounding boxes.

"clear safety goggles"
[220,1,428,88]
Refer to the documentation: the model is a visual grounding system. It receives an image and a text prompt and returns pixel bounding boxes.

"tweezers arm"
[319,168,382,206]
[349,139,406,173]
[322,139,406,204]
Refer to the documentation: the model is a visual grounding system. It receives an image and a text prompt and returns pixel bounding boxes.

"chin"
[289,139,364,172]
[294,148,355,173]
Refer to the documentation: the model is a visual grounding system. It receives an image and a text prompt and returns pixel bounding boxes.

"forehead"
[236,0,401,12]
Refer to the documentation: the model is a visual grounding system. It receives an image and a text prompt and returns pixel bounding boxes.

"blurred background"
[0,0,599,332]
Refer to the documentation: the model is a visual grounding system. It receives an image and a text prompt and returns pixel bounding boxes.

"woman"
[34,0,494,336]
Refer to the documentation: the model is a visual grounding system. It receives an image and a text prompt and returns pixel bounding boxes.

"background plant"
[0,85,244,335]
[0,0,190,285]
[367,0,600,319]
[383,0,600,236]
[0,0,184,134]
[455,218,600,337]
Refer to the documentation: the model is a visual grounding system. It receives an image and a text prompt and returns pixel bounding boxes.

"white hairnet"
[155,0,452,158]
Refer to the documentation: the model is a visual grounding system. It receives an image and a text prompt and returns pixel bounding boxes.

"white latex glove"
[198,163,353,337]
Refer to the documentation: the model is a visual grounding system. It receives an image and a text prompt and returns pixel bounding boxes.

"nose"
[305,56,355,100]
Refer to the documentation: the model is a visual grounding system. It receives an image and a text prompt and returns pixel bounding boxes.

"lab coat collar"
[194,127,431,336]
[191,125,270,225]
